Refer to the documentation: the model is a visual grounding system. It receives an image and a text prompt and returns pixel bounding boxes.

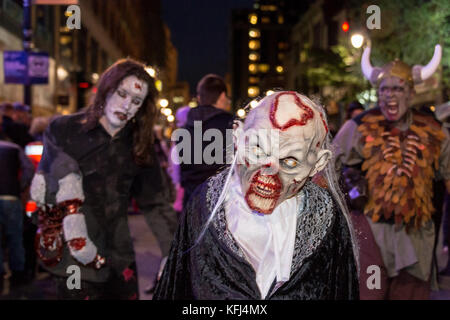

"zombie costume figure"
[30,59,177,300]
[154,91,359,300]
[333,45,450,299]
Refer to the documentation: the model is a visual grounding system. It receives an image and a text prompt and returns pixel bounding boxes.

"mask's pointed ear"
[310,149,332,177]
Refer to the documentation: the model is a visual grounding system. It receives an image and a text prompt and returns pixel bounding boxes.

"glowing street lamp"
[158,98,169,108]
[250,100,259,109]
[167,115,175,122]
[237,109,246,118]
[351,33,364,49]
[163,108,172,116]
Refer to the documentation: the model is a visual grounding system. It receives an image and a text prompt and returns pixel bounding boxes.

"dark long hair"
[85,58,158,166]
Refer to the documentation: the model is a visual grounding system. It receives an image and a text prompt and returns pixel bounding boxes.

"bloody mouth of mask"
[114,111,128,121]
[245,170,282,214]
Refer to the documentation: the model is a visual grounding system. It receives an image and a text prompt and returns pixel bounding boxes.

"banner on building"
[3,51,49,85]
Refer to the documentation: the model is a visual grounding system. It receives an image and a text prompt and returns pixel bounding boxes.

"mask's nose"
[261,157,279,175]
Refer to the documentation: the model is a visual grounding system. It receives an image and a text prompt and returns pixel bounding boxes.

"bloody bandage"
[63,213,98,265]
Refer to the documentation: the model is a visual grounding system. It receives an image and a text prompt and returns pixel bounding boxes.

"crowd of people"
[0,46,449,300]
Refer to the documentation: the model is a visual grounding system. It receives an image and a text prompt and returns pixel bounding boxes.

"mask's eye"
[251,145,265,157]
[117,90,126,98]
[282,157,299,168]
[132,99,142,105]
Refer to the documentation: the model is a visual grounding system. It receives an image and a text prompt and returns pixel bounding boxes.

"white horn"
[361,47,374,81]
[420,44,442,81]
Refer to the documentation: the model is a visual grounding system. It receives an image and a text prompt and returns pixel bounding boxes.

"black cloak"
[154,169,359,300]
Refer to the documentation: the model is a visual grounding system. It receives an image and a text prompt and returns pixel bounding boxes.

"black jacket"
[154,170,359,300]
[179,105,233,192]
[37,112,177,282]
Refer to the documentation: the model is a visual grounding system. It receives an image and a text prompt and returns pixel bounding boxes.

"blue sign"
[3,51,49,85]
[28,52,49,84]
[3,51,27,84]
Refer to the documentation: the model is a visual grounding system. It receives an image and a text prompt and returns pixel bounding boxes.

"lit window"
[261,5,277,11]
[155,80,163,92]
[300,51,307,63]
[249,76,259,84]
[248,86,260,97]
[249,29,260,38]
[248,64,257,73]
[173,96,184,103]
[278,15,284,24]
[276,66,284,73]
[249,40,260,50]
[249,14,258,25]
[278,42,287,50]
[249,53,260,61]
[261,16,270,23]
[277,53,285,61]
[258,64,270,73]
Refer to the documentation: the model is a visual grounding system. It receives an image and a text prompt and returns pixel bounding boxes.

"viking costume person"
[154,91,359,300]
[333,45,450,299]
[30,59,177,299]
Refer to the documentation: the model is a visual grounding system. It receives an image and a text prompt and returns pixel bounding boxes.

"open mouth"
[386,101,399,116]
[115,111,128,121]
[251,172,281,198]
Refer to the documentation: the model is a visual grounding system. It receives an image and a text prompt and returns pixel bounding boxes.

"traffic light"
[341,22,349,32]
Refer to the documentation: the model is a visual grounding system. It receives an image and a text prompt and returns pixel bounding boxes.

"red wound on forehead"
[134,83,142,90]
[319,112,328,134]
[269,92,314,131]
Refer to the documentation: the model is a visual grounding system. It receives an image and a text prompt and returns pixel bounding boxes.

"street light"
[250,100,259,109]
[351,33,364,49]
[163,108,172,116]
[167,115,175,122]
[159,98,169,108]
[237,109,246,118]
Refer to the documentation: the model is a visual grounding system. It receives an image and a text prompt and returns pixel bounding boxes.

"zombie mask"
[234,91,331,214]
[103,75,148,132]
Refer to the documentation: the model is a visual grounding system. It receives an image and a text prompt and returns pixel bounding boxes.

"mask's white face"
[235,92,331,214]
[103,75,148,131]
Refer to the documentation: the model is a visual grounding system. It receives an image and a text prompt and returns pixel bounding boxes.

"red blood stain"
[134,83,142,90]
[69,238,86,251]
[122,267,135,282]
[319,112,329,133]
[269,92,314,131]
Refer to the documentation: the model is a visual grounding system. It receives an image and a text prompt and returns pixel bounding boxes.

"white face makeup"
[102,75,148,135]
[235,92,331,214]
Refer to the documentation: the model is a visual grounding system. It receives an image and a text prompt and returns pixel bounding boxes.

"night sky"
[162,0,254,95]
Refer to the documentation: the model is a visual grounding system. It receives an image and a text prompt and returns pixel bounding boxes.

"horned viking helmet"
[361,44,442,87]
